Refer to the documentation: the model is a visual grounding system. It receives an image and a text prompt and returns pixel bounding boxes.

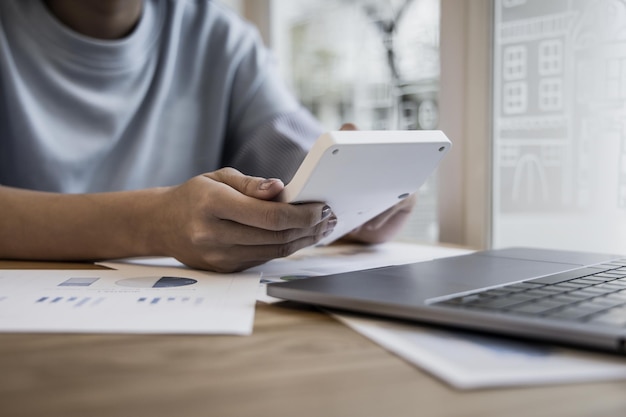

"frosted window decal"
[493,0,626,253]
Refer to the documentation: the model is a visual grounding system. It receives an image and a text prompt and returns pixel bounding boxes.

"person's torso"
[0,0,263,192]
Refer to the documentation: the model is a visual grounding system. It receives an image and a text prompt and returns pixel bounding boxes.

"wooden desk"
[1,263,625,417]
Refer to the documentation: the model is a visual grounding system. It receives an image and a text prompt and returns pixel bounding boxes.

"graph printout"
[0,263,259,335]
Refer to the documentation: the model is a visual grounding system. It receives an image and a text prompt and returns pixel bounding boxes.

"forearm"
[0,185,168,261]
[0,169,336,272]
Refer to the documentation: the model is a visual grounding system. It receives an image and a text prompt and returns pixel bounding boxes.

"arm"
[220,28,418,246]
[0,168,336,272]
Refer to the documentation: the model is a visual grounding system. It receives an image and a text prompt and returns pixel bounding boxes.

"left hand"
[342,193,417,244]
[337,123,418,244]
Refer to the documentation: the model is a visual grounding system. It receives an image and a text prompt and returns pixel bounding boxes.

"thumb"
[205,167,285,200]
[340,122,358,131]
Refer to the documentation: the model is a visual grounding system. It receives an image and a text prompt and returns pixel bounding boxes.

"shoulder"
[164,0,273,87]
[170,0,264,52]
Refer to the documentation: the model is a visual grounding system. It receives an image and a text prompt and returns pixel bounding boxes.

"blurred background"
[220,0,626,255]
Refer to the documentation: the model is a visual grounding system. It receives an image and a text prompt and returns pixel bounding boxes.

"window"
[503,81,527,114]
[503,45,526,80]
[538,40,562,76]
[492,0,626,254]
[270,0,441,243]
[538,78,562,111]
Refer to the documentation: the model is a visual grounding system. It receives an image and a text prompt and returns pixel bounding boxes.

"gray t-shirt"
[0,0,322,193]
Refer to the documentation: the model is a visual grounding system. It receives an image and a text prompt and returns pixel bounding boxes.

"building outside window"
[271,0,442,242]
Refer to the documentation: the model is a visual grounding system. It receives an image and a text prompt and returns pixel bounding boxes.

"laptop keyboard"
[433,259,626,328]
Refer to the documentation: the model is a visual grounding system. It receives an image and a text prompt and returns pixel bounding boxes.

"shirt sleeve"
[226,108,324,183]
[220,24,324,182]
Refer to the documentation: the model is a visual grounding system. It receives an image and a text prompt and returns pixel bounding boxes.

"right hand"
[151,167,336,272]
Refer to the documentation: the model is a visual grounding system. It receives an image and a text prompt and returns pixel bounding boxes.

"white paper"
[252,241,472,302]
[334,313,626,389]
[0,263,259,335]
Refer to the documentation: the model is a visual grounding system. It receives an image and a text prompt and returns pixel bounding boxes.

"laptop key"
[470,293,542,309]
[529,267,612,285]
[577,286,619,296]
[508,299,568,315]
[598,272,626,278]
[594,273,621,279]
[565,289,604,299]
[598,263,626,269]
[580,276,617,283]
[553,282,591,290]
[588,307,626,327]
[606,291,626,301]
[573,301,613,314]
[546,302,609,320]
[587,297,625,309]
[551,294,586,303]
[524,288,563,297]
[593,283,625,292]
[568,278,603,286]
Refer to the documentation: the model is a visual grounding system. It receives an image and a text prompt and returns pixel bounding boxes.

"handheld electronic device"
[277,130,451,245]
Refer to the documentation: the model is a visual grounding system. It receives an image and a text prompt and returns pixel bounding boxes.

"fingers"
[217,196,331,231]
[203,168,332,231]
[164,169,341,272]
[206,215,338,246]
[340,122,358,131]
[191,234,327,273]
[347,210,412,244]
[344,194,418,244]
[363,193,417,231]
[205,167,284,201]
[178,214,337,272]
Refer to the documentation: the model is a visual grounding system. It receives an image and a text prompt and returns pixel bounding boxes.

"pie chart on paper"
[115,276,198,288]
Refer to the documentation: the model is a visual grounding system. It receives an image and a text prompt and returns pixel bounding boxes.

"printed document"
[0,262,258,335]
[335,312,626,389]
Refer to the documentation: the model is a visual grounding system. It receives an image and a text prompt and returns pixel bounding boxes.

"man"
[0,0,416,272]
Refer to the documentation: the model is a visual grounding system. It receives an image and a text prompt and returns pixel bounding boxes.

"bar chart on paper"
[116,276,197,288]
[58,277,100,287]
[35,295,105,308]
[0,265,259,334]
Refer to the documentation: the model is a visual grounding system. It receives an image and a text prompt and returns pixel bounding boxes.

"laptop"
[267,247,626,354]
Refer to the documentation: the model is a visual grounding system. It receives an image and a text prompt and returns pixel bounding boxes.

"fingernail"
[328,215,338,227]
[259,178,280,191]
[321,205,332,220]
[323,216,337,237]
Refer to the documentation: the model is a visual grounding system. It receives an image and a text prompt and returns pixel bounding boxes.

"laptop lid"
[267,247,626,353]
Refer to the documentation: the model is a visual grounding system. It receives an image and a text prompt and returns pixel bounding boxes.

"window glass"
[271,0,441,242]
[492,0,626,253]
